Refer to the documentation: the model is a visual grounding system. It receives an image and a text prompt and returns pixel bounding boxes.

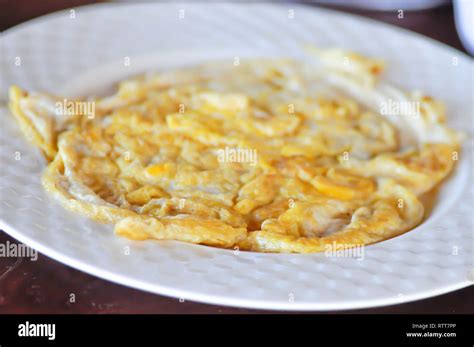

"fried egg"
[8,48,463,252]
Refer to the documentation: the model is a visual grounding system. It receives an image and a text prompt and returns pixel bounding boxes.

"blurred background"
[1,0,472,54]
[0,0,472,314]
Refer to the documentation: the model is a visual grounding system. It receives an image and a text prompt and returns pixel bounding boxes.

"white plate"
[0,3,472,311]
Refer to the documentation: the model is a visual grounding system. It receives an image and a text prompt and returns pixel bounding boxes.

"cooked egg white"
[8,48,462,252]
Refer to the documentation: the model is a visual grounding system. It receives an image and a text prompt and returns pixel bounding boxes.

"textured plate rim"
[1,218,471,311]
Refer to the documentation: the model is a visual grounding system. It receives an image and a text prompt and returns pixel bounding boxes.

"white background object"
[315,0,449,11]
[454,0,474,55]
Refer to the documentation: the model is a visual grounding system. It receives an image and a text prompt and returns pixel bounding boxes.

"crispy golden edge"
[239,182,424,253]
[43,154,248,247]
[341,143,459,196]
[42,154,137,223]
[115,217,247,248]
[9,86,57,160]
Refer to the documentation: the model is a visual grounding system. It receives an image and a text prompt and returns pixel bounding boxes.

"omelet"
[8,48,463,253]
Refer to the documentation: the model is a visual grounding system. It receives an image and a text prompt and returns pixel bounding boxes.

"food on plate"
[8,48,462,252]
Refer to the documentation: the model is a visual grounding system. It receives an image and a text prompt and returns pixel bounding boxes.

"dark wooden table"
[1,0,472,314]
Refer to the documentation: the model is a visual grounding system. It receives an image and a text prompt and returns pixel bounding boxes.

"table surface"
[0,0,472,314]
